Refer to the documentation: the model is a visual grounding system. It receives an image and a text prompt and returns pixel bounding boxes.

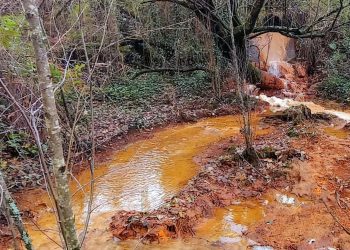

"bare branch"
[131,67,210,79]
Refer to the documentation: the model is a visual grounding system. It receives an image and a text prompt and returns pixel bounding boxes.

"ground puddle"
[195,200,265,247]
[19,115,271,249]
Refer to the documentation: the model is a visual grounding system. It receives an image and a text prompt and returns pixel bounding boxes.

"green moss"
[287,127,299,138]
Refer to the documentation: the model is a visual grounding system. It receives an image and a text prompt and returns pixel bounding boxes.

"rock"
[294,63,307,78]
[282,91,297,98]
[252,246,274,250]
[278,61,295,78]
[294,94,305,102]
[250,32,296,66]
[279,105,312,123]
[276,194,295,205]
[259,70,286,90]
[283,73,295,81]
[344,123,350,130]
[312,113,337,121]
[308,239,316,244]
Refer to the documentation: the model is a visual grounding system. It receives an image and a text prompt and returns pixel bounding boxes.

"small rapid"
[258,94,350,122]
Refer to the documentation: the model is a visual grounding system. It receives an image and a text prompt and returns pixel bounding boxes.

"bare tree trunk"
[0,170,33,250]
[227,0,259,166]
[22,1,80,249]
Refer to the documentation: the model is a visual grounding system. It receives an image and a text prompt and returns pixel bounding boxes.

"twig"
[131,67,210,79]
[29,219,62,248]
[322,199,350,235]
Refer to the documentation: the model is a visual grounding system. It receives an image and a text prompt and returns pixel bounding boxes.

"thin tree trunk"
[22,1,80,249]
[227,0,259,166]
[0,170,33,250]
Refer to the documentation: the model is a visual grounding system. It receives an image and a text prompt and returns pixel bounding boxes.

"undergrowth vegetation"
[103,71,211,106]
[318,75,350,103]
[0,122,38,160]
[318,32,350,103]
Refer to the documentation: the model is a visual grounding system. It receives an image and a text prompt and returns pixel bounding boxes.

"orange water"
[323,127,350,139]
[195,200,264,247]
[18,115,270,249]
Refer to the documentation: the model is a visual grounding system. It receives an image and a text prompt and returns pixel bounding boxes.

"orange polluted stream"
[18,115,269,249]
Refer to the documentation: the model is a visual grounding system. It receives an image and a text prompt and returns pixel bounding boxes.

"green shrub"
[247,63,262,84]
[0,15,23,48]
[0,125,38,158]
[320,29,350,103]
[318,75,350,103]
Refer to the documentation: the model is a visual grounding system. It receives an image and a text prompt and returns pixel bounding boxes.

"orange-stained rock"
[294,63,307,78]
[283,73,295,81]
[278,61,295,78]
[250,32,296,66]
[259,70,286,90]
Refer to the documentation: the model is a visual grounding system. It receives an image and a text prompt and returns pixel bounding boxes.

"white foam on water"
[258,94,350,122]
[252,246,274,250]
[267,61,281,77]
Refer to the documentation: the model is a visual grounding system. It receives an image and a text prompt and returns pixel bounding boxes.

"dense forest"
[1,0,350,249]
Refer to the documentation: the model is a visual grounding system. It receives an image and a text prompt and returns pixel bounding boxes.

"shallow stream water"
[20,115,272,249]
[19,103,350,249]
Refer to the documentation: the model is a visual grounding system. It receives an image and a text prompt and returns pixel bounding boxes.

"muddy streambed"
[18,115,272,249]
[17,101,350,249]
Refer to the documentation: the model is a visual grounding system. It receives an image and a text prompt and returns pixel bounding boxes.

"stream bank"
[108,108,350,249]
[2,90,251,192]
[2,100,350,249]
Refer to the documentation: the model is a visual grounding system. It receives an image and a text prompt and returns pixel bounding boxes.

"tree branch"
[305,1,350,33]
[131,67,210,79]
[245,0,266,34]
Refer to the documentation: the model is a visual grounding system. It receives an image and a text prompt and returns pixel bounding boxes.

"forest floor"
[1,90,244,191]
